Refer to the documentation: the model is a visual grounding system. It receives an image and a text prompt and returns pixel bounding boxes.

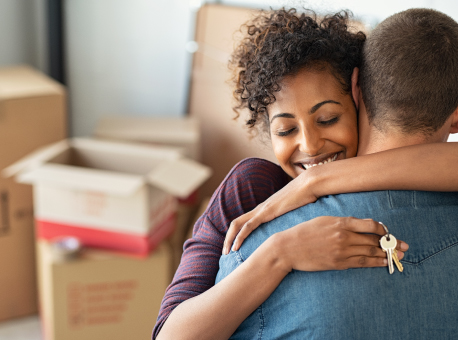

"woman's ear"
[351,67,360,110]
[449,106,458,134]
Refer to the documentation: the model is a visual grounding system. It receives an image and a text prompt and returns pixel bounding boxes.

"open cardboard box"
[94,116,201,161]
[3,138,211,256]
[93,116,205,272]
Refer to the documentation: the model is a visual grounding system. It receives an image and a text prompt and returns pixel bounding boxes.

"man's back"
[217,190,458,339]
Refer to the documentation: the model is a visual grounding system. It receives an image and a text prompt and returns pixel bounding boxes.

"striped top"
[152,158,290,339]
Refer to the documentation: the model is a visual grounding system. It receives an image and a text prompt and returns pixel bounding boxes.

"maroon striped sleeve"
[152,158,290,339]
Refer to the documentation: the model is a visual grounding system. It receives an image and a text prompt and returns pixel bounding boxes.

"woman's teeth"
[301,153,338,170]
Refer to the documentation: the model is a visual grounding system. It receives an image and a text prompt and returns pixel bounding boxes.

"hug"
[154,8,458,340]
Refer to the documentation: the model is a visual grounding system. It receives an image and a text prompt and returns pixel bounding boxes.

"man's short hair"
[360,8,458,135]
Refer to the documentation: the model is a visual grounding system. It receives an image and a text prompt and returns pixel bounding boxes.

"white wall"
[65,0,195,136]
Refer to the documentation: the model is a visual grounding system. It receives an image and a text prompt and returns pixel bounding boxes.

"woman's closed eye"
[275,128,296,136]
[317,116,340,126]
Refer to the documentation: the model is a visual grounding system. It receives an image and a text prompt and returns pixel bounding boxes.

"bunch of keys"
[379,222,404,274]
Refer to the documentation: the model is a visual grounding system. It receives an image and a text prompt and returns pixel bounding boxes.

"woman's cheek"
[271,137,291,168]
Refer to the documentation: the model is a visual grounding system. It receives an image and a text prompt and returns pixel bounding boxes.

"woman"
[154,9,456,340]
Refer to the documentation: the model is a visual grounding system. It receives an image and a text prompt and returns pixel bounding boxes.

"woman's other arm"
[226,142,458,253]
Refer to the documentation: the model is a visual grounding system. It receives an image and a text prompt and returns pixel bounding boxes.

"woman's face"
[269,67,358,178]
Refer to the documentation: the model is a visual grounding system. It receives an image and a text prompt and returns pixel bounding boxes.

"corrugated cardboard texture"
[37,241,171,340]
[188,4,277,198]
[0,65,67,321]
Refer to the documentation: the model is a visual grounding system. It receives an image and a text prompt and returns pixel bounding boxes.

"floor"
[0,315,42,340]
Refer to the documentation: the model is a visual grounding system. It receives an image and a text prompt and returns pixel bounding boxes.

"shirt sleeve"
[152,158,290,339]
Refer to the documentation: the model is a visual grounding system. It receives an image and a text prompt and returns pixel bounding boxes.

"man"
[217,8,458,339]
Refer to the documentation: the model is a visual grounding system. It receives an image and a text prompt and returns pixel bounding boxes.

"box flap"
[71,137,183,160]
[2,140,70,178]
[94,116,200,145]
[147,158,212,198]
[0,65,65,100]
[18,163,144,196]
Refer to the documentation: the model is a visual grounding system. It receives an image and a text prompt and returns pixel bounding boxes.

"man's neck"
[357,128,429,155]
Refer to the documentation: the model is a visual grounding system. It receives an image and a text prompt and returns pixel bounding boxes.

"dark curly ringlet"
[231,8,366,134]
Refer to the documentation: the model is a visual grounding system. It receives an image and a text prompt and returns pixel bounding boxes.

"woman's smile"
[268,66,359,178]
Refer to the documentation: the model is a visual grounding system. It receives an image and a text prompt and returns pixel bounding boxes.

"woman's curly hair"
[231,8,366,133]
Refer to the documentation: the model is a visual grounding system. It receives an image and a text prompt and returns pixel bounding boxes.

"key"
[380,234,397,274]
[392,247,404,272]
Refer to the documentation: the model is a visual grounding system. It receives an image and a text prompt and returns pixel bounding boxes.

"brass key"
[392,247,404,272]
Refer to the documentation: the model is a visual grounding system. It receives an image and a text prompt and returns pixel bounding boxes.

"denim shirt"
[216,191,458,340]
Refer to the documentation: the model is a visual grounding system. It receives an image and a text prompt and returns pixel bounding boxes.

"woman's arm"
[225,142,458,253]
[158,217,404,340]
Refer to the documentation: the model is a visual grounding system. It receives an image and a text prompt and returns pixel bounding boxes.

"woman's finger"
[232,216,264,251]
[223,222,242,255]
[343,244,387,258]
[339,218,410,250]
[224,211,256,254]
[344,255,388,269]
[337,231,381,247]
[339,217,386,235]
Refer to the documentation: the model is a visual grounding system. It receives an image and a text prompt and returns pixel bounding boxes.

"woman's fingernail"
[383,258,387,265]
[400,242,409,250]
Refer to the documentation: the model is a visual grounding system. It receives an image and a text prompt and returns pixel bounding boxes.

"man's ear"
[450,107,458,134]
[351,67,360,110]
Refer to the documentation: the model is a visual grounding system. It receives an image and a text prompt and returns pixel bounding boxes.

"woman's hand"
[273,216,409,272]
[223,170,319,255]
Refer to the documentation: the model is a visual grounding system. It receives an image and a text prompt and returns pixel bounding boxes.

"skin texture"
[269,68,358,178]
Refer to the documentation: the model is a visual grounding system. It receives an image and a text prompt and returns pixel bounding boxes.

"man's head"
[359,8,458,140]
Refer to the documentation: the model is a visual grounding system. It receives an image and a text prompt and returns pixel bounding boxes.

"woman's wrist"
[300,164,326,199]
[261,231,294,274]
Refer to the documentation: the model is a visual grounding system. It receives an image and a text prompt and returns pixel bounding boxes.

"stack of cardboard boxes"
[0,65,66,323]
[1,66,212,339]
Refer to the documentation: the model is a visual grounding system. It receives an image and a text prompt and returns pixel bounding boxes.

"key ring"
[379,222,390,240]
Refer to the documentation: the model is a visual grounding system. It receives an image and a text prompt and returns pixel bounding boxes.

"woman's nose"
[298,127,324,155]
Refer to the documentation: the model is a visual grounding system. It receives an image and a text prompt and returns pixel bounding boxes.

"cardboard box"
[94,116,201,160]
[0,65,67,321]
[4,138,211,256]
[37,240,171,340]
[188,4,278,198]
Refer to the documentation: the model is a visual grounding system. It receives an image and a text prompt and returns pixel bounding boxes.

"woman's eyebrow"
[270,113,295,123]
[310,100,341,114]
